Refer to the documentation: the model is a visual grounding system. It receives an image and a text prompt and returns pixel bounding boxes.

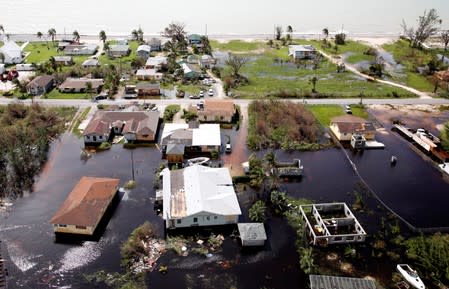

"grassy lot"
[23,42,60,64]
[72,106,91,136]
[211,40,264,52]
[349,104,369,119]
[307,105,345,126]
[382,39,438,92]
[44,89,91,99]
[98,41,139,70]
[215,42,413,98]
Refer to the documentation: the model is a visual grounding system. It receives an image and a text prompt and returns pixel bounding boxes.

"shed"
[237,223,267,246]
[309,275,377,289]
[166,143,185,163]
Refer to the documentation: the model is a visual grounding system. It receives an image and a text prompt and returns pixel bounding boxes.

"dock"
[364,140,385,149]
[274,159,304,178]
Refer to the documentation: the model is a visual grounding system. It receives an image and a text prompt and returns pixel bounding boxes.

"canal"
[1,116,449,288]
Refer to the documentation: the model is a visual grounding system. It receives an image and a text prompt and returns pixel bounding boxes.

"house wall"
[137,51,150,59]
[167,213,239,229]
[84,134,108,144]
[167,154,184,163]
[241,239,265,247]
[138,88,160,96]
[200,145,220,153]
[136,133,155,142]
[124,133,136,141]
[53,224,95,235]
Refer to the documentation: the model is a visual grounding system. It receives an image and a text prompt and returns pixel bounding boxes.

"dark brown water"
[1,126,449,288]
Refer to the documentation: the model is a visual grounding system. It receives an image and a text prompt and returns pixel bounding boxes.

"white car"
[199,90,205,97]
[208,88,214,96]
[225,143,232,153]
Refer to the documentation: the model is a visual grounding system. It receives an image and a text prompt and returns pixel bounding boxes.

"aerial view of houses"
[1,3,449,289]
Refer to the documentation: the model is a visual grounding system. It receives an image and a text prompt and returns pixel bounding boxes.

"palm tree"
[0,24,4,39]
[72,30,80,43]
[99,30,107,44]
[164,40,179,58]
[48,28,56,44]
[85,81,93,100]
[322,28,329,41]
[298,247,315,274]
[441,30,449,62]
[287,25,293,34]
[131,29,138,41]
[309,76,318,93]
[0,52,5,64]
[36,31,43,41]
[137,28,144,42]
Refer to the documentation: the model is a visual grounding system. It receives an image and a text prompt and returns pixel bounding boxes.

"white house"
[161,165,242,229]
[0,40,23,64]
[0,64,5,74]
[288,45,317,59]
[137,45,151,59]
[145,56,167,70]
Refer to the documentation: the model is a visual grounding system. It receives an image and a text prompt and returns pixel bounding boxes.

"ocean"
[1,0,449,37]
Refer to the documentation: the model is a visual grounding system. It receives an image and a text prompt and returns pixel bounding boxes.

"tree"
[309,76,318,93]
[275,26,283,40]
[441,121,449,153]
[36,31,43,40]
[298,247,316,274]
[335,33,346,45]
[161,22,187,43]
[137,28,144,42]
[401,9,440,48]
[0,24,4,35]
[131,29,139,41]
[322,28,329,41]
[48,28,56,43]
[72,30,80,43]
[0,52,4,64]
[99,30,107,44]
[287,25,293,34]
[440,30,449,62]
[200,35,212,55]
[270,190,288,213]
[226,54,248,77]
[249,200,266,222]
[85,81,93,100]
[164,40,179,58]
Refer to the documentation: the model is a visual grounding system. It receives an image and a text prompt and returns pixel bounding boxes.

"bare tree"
[440,30,449,62]
[275,26,283,40]
[162,22,187,43]
[401,9,441,48]
[226,54,248,77]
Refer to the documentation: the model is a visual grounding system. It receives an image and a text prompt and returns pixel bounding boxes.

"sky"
[1,0,449,35]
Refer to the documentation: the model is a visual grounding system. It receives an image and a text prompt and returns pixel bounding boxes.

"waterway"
[1,116,449,288]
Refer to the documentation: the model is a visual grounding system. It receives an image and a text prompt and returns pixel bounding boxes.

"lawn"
[98,40,140,70]
[217,42,413,98]
[307,105,345,126]
[382,39,438,92]
[211,40,264,52]
[44,89,92,99]
[23,41,60,64]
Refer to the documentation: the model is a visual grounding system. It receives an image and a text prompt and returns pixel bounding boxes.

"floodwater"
[1,111,449,288]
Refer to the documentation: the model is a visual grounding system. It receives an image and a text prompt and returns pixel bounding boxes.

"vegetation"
[121,222,155,268]
[401,8,440,48]
[163,104,180,122]
[307,104,345,126]
[247,100,321,150]
[405,233,449,283]
[23,41,60,64]
[71,106,91,136]
[98,141,112,150]
[0,103,76,199]
[249,200,267,222]
[441,121,449,153]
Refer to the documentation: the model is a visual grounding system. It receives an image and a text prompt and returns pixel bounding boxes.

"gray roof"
[137,45,151,53]
[53,56,72,61]
[82,58,99,66]
[309,275,377,289]
[109,44,130,52]
[136,82,160,90]
[26,75,54,88]
[237,223,267,242]
[166,143,185,155]
[148,38,161,46]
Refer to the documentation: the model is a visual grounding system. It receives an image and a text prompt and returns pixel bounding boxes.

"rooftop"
[26,75,53,88]
[161,123,221,147]
[59,78,104,90]
[331,115,375,134]
[50,177,120,227]
[309,275,377,289]
[237,223,267,242]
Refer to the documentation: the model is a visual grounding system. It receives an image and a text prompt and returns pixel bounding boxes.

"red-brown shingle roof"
[50,177,120,227]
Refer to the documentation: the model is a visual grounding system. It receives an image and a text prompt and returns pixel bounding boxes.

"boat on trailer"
[397,264,425,289]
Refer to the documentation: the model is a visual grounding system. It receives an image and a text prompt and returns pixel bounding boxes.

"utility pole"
[131,149,135,181]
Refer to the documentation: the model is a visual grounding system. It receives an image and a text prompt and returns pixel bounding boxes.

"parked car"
[199,90,204,98]
[225,143,232,153]
[208,88,214,96]
[189,94,200,99]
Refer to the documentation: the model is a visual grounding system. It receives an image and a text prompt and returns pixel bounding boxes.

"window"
[59,224,67,227]
[206,216,210,221]
[99,135,103,139]
[193,217,198,223]
[214,216,218,220]
[76,225,87,229]
[142,134,149,137]
[86,136,90,140]
[177,219,182,224]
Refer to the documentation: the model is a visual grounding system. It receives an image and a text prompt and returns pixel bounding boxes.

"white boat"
[186,157,210,166]
[397,264,425,289]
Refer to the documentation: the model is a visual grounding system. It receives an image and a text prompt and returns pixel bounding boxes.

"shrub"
[249,200,267,222]
[335,33,346,45]
[98,141,111,150]
[163,104,180,122]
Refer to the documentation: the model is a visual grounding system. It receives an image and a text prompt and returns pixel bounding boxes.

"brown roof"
[84,111,160,137]
[84,118,110,136]
[50,177,120,227]
[436,70,449,82]
[26,75,54,89]
[331,115,375,134]
[197,99,236,119]
[59,78,104,90]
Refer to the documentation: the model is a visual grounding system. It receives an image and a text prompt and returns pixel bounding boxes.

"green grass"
[45,89,91,99]
[382,40,437,92]
[23,42,60,64]
[307,105,345,126]
[72,106,91,136]
[177,83,206,95]
[223,43,413,98]
[349,104,369,119]
[211,40,264,52]
[98,41,139,70]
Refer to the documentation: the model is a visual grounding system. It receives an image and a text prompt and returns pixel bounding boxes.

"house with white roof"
[161,123,221,163]
[288,45,317,59]
[0,40,23,64]
[161,165,241,229]
[145,56,167,70]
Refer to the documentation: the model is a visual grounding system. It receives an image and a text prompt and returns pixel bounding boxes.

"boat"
[186,157,210,166]
[397,264,425,289]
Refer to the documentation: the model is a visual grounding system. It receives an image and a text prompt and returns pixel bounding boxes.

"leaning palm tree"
[36,31,43,40]
[322,28,329,41]
[131,29,139,41]
[309,76,318,93]
[287,25,293,34]
[99,30,107,44]
[72,30,80,43]
[48,28,56,44]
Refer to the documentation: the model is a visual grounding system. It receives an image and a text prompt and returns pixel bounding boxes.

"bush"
[211,66,221,78]
[181,109,197,122]
[163,104,180,122]
[98,141,111,150]
[335,33,346,45]
[249,200,267,222]
[120,222,154,268]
